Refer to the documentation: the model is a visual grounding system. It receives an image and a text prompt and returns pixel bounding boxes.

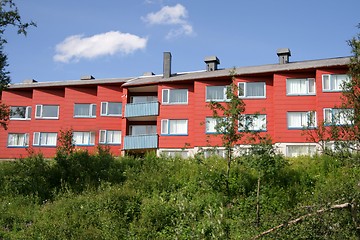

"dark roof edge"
[8,77,131,89]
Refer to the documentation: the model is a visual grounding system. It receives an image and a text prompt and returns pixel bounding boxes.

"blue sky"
[4,0,360,83]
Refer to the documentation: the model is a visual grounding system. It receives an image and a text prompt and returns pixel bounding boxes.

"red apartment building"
[0,49,351,159]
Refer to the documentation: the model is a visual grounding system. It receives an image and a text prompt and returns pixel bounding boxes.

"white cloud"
[142,4,194,38]
[54,31,148,63]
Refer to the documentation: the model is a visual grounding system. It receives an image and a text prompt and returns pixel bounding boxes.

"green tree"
[208,69,246,196]
[0,0,36,129]
[304,24,360,156]
[244,137,287,227]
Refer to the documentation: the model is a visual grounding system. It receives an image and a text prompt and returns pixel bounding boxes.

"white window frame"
[287,111,317,129]
[99,130,122,145]
[35,105,59,119]
[286,145,316,157]
[73,131,95,146]
[162,89,188,104]
[7,133,29,147]
[205,117,229,134]
[33,132,57,147]
[129,125,157,136]
[322,74,350,92]
[238,82,266,98]
[206,86,230,102]
[286,78,316,95]
[239,114,267,131]
[100,102,122,116]
[10,106,32,120]
[74,103,96,118]
[323,108,353,126]
[161,119,188,135]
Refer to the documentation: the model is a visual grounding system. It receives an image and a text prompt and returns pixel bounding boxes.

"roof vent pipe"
[277,48,291,64]
[204,56,220,71]
[163,52,172,78]
[81,75,95,80]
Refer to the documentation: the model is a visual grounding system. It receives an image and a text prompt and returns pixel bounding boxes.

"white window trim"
[238,82,266,98]
[286,78,316,96]
[73,103,96,118]
[99,130,122,145]
[35,105,59,119]
[205,85,230,102]
[161,119,188,135]
[7,133,29,147]
[73,131,95,146]
[322,74,349,92]
[287,111,317,129]
[100,102,122,116]
[239,114,267,132]
[323,108,353,126]
[162,89,188,104]
[33,132,57,147]
[10,106,32,120]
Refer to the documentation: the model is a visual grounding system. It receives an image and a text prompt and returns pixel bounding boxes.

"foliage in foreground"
[0,149,359,239]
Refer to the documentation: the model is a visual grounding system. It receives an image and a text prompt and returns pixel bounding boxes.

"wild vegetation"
[0,146,359,239]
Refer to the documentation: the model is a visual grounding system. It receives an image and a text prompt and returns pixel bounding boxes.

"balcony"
[125,101,159,118]
[123,134,158,150]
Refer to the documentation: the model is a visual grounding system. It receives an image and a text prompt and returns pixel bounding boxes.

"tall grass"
[0,151,359,239]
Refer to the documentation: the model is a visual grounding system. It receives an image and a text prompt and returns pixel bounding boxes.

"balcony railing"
[125,101,159,118]
[124,134,158,150]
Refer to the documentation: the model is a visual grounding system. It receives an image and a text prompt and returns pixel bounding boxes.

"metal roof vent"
[22,79,38,84]
[277,48,291,64]
[143,72,155,76]
[204,56,220,71]
[81,75,95,80]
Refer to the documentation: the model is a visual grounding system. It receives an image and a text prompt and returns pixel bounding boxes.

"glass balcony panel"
[125,101,159,118]
[124,134,158,150]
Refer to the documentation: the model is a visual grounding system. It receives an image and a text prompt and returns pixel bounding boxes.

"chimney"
[163,52,172,78]
[277,48,291,64]
[81,75,95,80]
[204,56,220,71]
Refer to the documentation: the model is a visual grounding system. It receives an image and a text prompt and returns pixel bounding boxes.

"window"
[35,105,59,119]
[161,119,188,135]
[99,130,121,144]
[162,89,188,104]
[322,74,350,92]
[238,82,266,98]
[287,111,316,129]
[101,102,122,116]
[286,78,315,95]
[73,131,95,146]
[131,96,157,103]
[206,86,229,101]
[7,133,29,147]
[206,117,218,133]
[239,114,267,131]
[10,106,32,120]
[205,117,229,134]
[129,125,156,136]
[33,132,57,146]
[286,145,316,157]
[324,108,353,125]
[74,103,96,118]
[161,150,188,158]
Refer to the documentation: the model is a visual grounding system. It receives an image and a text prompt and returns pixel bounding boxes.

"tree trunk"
[255,175,261,228]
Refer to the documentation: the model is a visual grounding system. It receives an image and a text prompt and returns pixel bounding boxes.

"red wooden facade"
[0,52,350,159]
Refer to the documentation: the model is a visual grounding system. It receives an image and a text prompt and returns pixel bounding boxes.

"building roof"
[122,56,351,87]
[8,77,131,89]
[8,56,351,89]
